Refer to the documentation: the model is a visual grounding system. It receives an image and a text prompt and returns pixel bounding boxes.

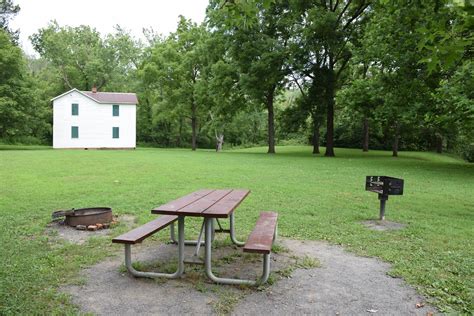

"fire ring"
[52,207,113,227]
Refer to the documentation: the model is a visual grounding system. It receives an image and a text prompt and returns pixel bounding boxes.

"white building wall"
[53,91,136,148]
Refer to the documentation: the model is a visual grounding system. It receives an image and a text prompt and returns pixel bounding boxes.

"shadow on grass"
[222,146,474,180]
[226,145,468,163]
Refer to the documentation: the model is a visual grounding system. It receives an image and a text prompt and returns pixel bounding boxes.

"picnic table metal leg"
[211,219,215,241]
[229,212,245,246]
[124,216,185,279]
[204,218,270,286]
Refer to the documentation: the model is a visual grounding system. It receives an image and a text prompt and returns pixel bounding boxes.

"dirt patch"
[234,239,432,315]
[362,220,406,231]
[62,237,435,315]
[46,214,135,245]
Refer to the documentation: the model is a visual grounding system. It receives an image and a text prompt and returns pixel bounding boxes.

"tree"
[414,1,473,153]
[31,22,116,91]
[429,61,473,157]
[142,17,211,150]
[0,0,19,42]
[0,29,48,141]
[208,0,295,154]
[104,26,143,91]
[291,0,370,157]
[204,28,250,151]
[337,76,383,152]
[289,76,327,154]
[416,0,473,74]
[361,2,465,156]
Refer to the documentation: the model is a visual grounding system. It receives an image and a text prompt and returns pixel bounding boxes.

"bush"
[0,136,46,145]
[459,142,474,162]
[278,133,309,146]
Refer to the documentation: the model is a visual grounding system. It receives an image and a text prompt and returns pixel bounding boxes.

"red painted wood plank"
[151,189,214,214]
[243,211,278,254]
[177,189,233,216]
[203,189,250,218]
[112,215,178,244]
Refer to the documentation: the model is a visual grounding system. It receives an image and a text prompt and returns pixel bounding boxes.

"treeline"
[0,0,472,160]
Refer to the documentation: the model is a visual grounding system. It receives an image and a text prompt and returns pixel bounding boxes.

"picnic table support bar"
[170,216,238,247]
[193,220,205,256]
[204,218,270,285]
[229,213,245,246]
[169,221,206,245]
[124,216,185,279]
[216,218,224,231]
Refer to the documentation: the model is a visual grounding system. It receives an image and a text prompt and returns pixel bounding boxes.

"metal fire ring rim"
[66,207,112,217]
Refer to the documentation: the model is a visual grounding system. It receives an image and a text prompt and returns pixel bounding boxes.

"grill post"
[378,194,388,220]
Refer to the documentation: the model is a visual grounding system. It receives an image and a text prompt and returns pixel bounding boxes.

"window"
[71,126,79,138]
[113,104,119,116]
[112,127,119,139]
[72,103,79,116]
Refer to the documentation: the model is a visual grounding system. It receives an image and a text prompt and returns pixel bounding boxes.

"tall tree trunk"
[312,119,320,154]
[362,116,369,152]
[436,133,443,153]
[392,121,400,157]
[325,70,335,157]
[266,86,276,154]
[191,101,197,150]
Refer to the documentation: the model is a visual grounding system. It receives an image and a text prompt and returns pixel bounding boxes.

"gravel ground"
[361,220,407,231]
[63,238,435,315]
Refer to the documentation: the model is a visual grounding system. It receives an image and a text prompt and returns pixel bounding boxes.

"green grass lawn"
[0,146,473,314]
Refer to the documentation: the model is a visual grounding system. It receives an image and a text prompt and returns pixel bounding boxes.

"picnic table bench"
[112,189,278,285]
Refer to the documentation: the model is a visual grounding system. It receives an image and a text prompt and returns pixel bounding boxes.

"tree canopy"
[0,0,472,161]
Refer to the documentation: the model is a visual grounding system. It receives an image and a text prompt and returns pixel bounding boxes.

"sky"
[10,0,209,56]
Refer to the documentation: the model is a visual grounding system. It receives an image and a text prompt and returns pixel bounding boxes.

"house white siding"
[53,90,136,149]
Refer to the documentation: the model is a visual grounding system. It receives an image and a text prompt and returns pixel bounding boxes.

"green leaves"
[31,22,143,91]
[141,18,213,149]
[0,0,20,42]
[0,29,47,140]
[415,2,473,74]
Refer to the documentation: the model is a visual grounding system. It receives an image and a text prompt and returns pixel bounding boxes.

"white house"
[51,88,138,149]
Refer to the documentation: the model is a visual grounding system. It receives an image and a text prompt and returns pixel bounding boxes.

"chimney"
[92,85,97,93]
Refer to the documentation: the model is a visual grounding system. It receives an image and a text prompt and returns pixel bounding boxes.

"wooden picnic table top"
[151,189,250,218]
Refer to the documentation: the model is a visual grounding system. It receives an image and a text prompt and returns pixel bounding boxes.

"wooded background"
[0,0,472,160]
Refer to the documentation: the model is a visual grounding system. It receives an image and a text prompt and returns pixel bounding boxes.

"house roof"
[81,91,138,104]
[51,88,138,105]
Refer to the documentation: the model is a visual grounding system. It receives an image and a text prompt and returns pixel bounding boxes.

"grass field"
[0,145,473,314]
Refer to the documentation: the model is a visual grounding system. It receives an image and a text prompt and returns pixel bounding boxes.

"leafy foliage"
[0,30,49,141]
[0,0,19,42]
[0,0,472,161]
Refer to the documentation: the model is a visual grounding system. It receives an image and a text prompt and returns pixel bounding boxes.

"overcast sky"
[10,0,209,56]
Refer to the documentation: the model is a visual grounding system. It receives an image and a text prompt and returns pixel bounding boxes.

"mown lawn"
[0,146,472,314]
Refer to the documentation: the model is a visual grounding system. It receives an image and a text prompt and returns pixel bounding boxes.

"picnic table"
[113,189,278,285]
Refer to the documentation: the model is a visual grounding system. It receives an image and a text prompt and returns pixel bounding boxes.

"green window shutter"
[71,126,79,138]
[113,105,119,116]
[72,103,79,116]
[113,127,119,139]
